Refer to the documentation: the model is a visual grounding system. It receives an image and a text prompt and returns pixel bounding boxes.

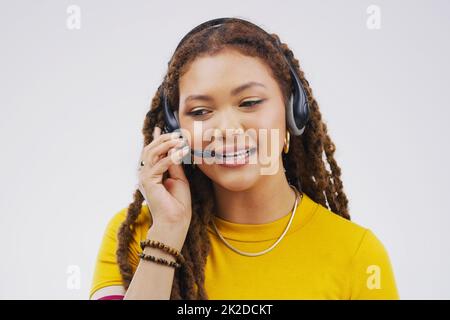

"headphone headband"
[173,18,283,53]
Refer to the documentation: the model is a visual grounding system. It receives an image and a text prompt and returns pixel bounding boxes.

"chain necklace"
[211,184,303,257]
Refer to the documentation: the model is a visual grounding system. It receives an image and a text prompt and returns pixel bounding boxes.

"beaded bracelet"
[140,239,186,265]
[138,252,182,269]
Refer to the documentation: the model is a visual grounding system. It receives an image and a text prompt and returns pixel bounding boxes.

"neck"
[213,165,298,224]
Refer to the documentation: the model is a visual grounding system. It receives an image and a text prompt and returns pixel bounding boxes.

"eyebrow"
[183,81,266,104]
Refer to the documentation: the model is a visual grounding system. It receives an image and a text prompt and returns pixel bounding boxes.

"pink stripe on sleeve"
[98,294,125,300]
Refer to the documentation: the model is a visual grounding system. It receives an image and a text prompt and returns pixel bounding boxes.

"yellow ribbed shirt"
[90,193,399,299]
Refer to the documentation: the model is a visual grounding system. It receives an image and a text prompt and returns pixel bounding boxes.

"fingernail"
[176,140,186,147]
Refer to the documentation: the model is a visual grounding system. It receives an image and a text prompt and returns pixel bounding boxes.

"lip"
[217,147,257,168]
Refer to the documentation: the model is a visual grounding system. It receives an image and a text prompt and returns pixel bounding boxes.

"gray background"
[0,0,449,299]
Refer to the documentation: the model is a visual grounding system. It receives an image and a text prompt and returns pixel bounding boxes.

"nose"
[214,108,245,143]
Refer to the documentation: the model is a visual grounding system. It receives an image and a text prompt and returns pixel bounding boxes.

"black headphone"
[161,17,310,136]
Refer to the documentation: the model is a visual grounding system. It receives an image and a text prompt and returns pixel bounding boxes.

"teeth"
[221,149,250,158]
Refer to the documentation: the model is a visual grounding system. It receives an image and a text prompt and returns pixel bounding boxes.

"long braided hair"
[116,18,351,300]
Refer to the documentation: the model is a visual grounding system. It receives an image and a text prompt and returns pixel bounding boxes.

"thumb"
[165,160,190,208]
[166,148,189,183]
[167,161,188,183]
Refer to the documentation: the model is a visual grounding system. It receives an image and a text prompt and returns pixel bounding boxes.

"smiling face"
[178,48,287,191]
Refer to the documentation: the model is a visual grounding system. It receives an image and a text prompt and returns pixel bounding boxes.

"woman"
[90,17,399,300]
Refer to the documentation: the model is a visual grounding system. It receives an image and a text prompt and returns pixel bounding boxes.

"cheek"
[252,105,286,151]
[255,103,285,129]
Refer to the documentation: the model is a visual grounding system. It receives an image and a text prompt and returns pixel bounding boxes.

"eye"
[188,99,265,117]
[188,109,210,117]
[240,99,265,108]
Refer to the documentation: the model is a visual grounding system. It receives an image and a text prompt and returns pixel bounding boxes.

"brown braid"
[116,18,351,300]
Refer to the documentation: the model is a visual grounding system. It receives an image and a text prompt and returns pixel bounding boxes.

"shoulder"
[308,200,399,298]
[310,202,370,253]
[89,204,153,299]
[103,204,153,240]
[102,203,153,257]
[309,200,393,272]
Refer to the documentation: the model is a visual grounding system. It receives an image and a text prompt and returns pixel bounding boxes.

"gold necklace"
[211,184,302,257]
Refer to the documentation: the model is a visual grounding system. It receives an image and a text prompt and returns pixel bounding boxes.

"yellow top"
[89,193,399,299]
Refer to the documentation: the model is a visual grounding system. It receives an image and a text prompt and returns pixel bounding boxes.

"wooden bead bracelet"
[137,252,182,269]
[140,239,186,265]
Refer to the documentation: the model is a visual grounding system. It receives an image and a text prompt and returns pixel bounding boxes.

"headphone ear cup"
[161,89,180,133]
[286,94,295,134]
[287,66,309,136]
[286,93,306,136]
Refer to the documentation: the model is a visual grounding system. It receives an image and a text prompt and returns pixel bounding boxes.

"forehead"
[179,48,276,94]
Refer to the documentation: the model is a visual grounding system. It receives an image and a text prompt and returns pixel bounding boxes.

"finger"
[151,146,190,176]
[153,126,161,139]
[167,147,189,183]
[144,131,183,154]
[146,139,187,166]
[167,157,188,183]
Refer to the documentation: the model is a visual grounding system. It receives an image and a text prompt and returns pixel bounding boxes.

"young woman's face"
[178,48,287,191]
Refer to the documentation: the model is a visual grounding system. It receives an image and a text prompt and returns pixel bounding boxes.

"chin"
[200,164,261,192]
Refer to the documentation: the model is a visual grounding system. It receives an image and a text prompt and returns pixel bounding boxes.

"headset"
[161,17,310,137]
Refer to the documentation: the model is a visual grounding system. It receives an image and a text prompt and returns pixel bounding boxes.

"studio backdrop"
[0,0,449,299]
